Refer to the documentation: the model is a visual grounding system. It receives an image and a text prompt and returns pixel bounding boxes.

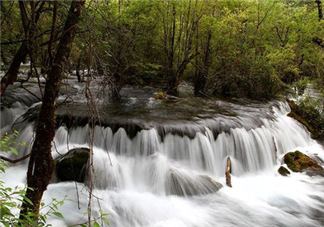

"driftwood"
[225,157,232,187]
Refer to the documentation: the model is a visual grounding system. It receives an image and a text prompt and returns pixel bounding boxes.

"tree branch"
[0,153,30,164]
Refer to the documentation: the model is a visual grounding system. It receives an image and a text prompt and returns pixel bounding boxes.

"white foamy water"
[1,100,324,227]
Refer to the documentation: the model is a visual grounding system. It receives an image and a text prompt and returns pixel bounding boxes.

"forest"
[1,0,324,226]
[1,0,324,98]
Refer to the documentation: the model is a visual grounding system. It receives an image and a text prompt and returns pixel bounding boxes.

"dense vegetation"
[1,0,324,99]
[1,1,324,225]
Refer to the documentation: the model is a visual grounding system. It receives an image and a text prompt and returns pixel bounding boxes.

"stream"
[1,77,324,227]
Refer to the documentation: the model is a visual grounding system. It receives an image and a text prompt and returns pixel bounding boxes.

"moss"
[155,91,166,100]
[278,166,290,176]
[283,151,323,173]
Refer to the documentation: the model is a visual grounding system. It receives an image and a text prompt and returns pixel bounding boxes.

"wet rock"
[167,169,222,196]
[287,99,324,139]
[154,91,166,100]
[287,100,315,136]
[283,151,323,173]
[305,169,324,177]
[55,147,90,183]
[278,166,290,176]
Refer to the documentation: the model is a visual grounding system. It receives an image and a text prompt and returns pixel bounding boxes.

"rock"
[278,166,290,176]
[283,151,323,173]
[55,147,90,183]
[167,169,222,196]
[286,99,323,139]
[305,169,324,177]
[155,91,166,100]
[287,100,316,136]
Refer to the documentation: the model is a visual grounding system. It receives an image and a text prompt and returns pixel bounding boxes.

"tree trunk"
[0,43,28,96]
[76,56,82,82]
[19,0,85,220]
[0,1,45,96]
[194,31,212,96]
[316,0,323,21]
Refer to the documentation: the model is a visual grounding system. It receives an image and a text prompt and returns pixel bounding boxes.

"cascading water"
[1,82,324,227]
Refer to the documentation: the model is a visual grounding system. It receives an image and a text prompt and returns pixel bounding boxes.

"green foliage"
[0,133,66,226]
[0,180,66,227]
[2,0,324,98]
[293,77,312,95]
[0,130,25,155]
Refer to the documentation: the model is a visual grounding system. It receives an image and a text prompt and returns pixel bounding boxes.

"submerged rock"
[278,166,290,176]
[55,147,90,183]
[167,169,222,196]
[283,151,323,173]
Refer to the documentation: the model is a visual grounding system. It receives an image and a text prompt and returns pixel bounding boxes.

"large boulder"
[55,148,90,183]
[283,151,323,173]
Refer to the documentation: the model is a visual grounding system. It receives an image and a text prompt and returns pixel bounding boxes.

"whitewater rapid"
[1,92,324,226]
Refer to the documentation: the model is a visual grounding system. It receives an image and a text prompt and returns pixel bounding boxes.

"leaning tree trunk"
[0,1,45,97]
[0,43,28,96]
[316,0,323,21]
[19,0,85,220]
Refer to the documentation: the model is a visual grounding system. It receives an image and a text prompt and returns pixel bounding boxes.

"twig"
[20,84,42,101]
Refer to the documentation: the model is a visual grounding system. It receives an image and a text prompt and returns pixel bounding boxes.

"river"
[1,77,324,227]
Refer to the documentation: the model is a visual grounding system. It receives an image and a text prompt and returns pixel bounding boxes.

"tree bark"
[225,157,232,187]
[0,1,45,97]
[19,0,85,220]
[76,56,82,82]
[194,31,212,96]
[316,0,323,21]
[0,43,28,96]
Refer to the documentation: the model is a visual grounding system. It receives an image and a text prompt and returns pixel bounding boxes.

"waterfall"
[1,98,324,227]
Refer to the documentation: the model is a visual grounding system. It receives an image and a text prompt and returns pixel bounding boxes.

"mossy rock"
[287,100,316,136]
[278,166,290,176]
[286,99,322,139]
[55,148,90,183]
[283,151,323,173]
[287,111,317,136]
[155,91,166,100]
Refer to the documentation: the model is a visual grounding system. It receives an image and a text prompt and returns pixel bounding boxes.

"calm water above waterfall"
[1,79,324,227]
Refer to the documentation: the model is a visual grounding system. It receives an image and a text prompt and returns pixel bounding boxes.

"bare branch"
[0,153,30,164]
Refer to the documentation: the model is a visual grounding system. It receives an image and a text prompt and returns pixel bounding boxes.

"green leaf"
[103,218,110,225]
[9,147,18,155]
[53,212,64,219]
[24,197,34,205]
[93,221,101,227]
